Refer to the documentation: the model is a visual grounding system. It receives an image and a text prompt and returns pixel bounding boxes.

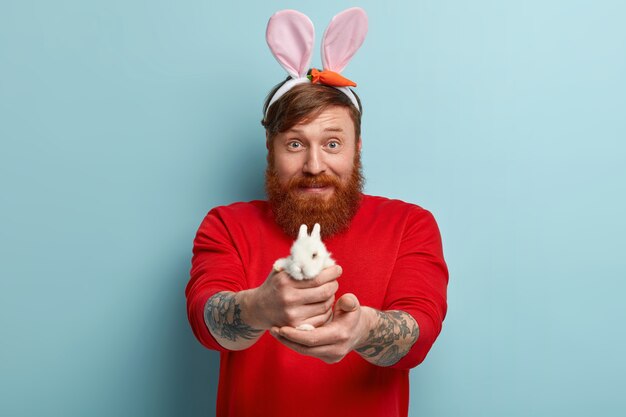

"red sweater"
[186,194,448,417]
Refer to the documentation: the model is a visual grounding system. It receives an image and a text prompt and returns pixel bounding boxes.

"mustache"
[288,174,342,190]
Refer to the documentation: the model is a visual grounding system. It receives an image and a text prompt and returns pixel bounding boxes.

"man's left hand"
[269,293,374,364]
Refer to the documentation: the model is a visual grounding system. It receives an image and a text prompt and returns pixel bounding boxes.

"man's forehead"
[286,106,354,133]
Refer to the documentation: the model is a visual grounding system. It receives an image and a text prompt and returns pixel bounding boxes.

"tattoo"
[204,292,262,342]
[355,310,419,366]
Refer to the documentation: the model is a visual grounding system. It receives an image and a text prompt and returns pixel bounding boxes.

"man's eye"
[288,142,301,149]
[327,141,340,149]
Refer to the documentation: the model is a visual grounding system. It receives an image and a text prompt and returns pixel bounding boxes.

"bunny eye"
[312,252,318,259]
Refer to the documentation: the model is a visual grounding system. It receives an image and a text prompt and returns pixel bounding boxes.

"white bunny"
[273,223,336,331]
[274,223,335,280]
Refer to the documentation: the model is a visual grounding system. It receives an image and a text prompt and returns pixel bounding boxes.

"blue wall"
[1,1,625,416]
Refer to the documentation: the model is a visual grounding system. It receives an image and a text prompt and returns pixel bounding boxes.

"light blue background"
[1,0,625,416]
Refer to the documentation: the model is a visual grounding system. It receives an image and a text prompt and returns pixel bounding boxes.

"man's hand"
[269,294,421,367]
[241,265,342,331]
[269,293,376,364]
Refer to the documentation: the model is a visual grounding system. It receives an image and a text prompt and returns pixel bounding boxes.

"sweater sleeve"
[382,208,449,370]
[185,208,247,352]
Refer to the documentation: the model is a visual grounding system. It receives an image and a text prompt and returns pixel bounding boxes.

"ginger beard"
[265,148,364,239]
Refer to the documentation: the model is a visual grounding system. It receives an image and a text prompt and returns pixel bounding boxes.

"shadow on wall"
[170,134,267,416]
[160,255,219,416]
[198,129,267,205]
[229,140,267,202]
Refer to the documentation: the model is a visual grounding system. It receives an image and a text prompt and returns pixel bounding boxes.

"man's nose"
[303,148,326,175]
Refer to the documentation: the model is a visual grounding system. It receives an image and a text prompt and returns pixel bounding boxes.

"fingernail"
[336,265,343,275]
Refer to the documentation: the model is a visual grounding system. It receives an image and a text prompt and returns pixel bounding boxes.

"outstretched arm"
[270,293,419,367]
[355,309,419,367]
[203,267,341,351]
[270,208,447,367]
[204,290,264,351]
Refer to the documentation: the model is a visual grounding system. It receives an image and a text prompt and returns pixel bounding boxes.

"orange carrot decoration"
[309,68,357,87]
[265,8,367,115]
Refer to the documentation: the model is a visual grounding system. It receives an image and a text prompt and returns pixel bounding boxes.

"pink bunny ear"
[321,7,368,73]
[266,10,315,78]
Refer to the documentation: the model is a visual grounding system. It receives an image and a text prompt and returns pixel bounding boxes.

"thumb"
[335,293,360,313]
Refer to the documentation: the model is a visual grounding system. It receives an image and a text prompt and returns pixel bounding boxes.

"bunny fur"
[273,223,336,331]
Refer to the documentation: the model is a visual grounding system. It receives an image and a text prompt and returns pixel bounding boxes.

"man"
[185,78,448,416]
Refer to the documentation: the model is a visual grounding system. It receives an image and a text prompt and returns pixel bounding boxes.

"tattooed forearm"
[204,292,263,343]
[355,310,419,367]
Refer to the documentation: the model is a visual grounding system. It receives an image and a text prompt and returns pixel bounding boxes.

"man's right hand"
[241,265,342,330]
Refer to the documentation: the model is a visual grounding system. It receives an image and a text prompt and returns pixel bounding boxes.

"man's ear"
[265,132,270,150]
[357,136,362,152]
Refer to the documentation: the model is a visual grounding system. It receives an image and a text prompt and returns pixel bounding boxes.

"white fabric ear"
[321,7,368,73]
[266,10,315,78]
[298,224,309,239]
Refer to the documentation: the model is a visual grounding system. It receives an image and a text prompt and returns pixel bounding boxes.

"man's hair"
[261,75,362,142]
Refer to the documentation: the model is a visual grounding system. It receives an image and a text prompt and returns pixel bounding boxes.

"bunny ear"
[266,10,315,78]
[321,7,368,73]
[312,223,321,238]
[298,224,309,239]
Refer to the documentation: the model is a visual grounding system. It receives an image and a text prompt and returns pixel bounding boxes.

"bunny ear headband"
[265,7,368,117]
